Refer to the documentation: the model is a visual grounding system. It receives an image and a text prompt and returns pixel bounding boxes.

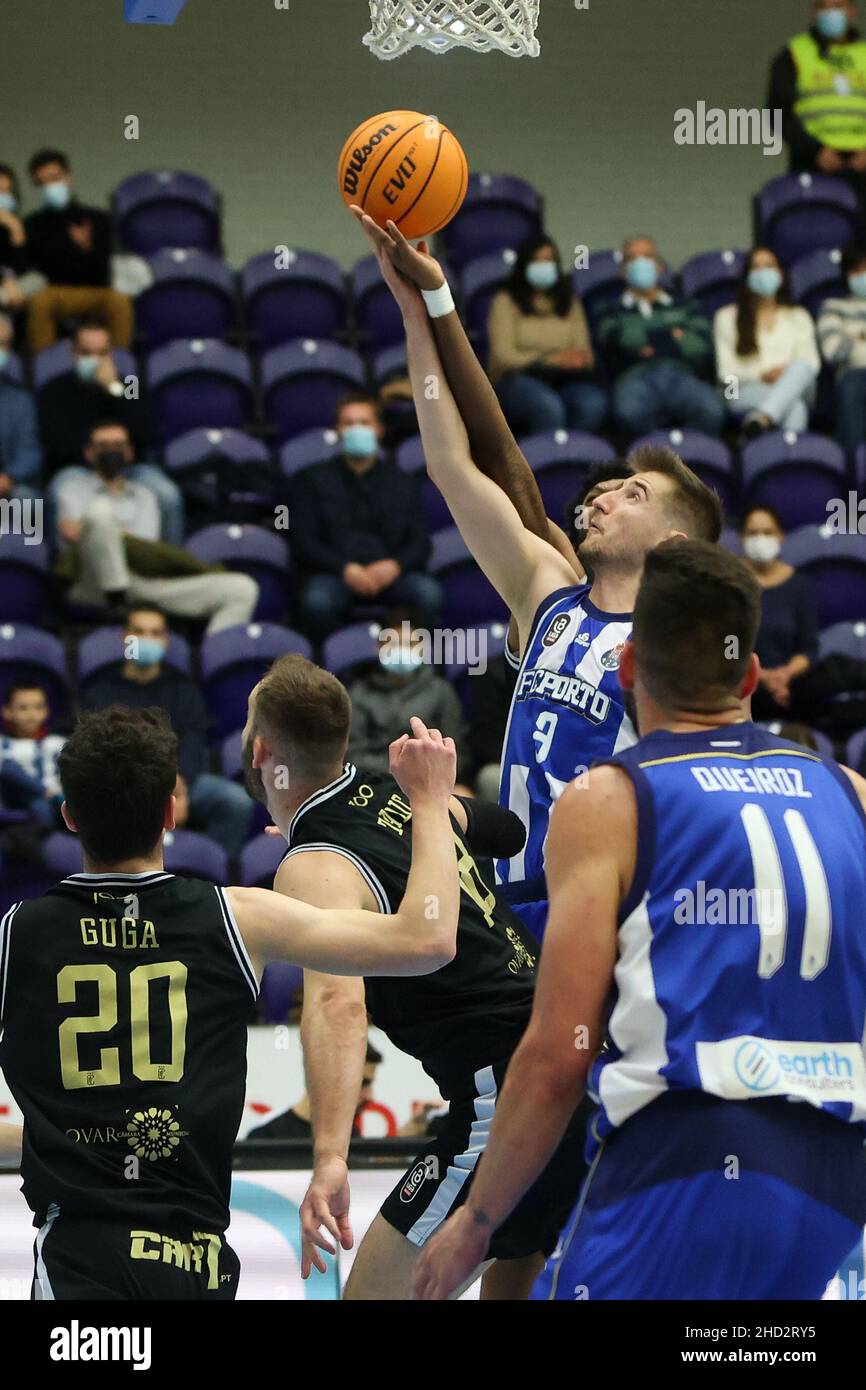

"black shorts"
[32,1208,239,1301]
[380,1060,592,1261]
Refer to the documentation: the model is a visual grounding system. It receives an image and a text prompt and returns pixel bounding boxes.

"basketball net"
[364,1,540,59]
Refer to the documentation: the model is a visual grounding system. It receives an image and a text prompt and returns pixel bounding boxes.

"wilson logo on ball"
[338,108,469,241]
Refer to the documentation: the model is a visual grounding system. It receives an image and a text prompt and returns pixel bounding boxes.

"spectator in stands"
[24,149,133,353]
[0,165,27,312]
[81,606,253,855]
[0,683,65,829]
[246,1043,383,1140]
[0,312,41,502]
[599,236,723,440]
[768,2,866,202]
[54,420,254,632]
[487,235,607,434]
[817,238,866,456]
[740,506,819,718]
[714,249,820,439]
[347,607,467,780]
[291,394,442,638]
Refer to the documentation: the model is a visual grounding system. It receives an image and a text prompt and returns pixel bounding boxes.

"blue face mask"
[626,256,659,292]
[747,267,783,298]
[379,647,424,677]
[0,192,17,213]
[126,637,166,668]
[849,272,866,298]
[75,355,100,382]
[341,423,379,458]
[526,260,559,291]
[41,180,71,210]
[816,7,849,39]
[0,348,8,374]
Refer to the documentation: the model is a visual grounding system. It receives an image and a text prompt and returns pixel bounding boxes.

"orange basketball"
[338,109,469,240]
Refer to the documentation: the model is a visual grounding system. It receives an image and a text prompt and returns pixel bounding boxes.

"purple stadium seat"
[0,353,24,385]
[719,528,743,555]
[630,429,737,514]
[395,434,451,531]
[754,173,861,267]
[679,250,747,318]
[43,832,83,878]
[34,342,137,394]
[854,445,866,494]
[239,831,286,887]
[782,526,866,626]
[186,524,290,623]
[573,250,675,330]
[260,964,304,1022]
[446,619,509,715]
[351,256,405,352]
[0,623,67,717]
[147,339,254,444]
[200,623,312,741]
[0,533,50,624]
[162,829,228,883]
[371,343,409,387]
[461,249,518,338]
[520,430,618,523]
[279,427,342,480]
[114,171,221,255]
[163,428,274,510]
[77,624,191,694]
[322,621,381,679]
[242,250,347,351]
[136,249,236,347]
[261,340,366,443]
[430,527,507,628]
[788,248,846,317]
[819,620,866,661]
[741,432,847,530]
[220,731,270,835]
[846,728,866,774]
[439,173,542,270]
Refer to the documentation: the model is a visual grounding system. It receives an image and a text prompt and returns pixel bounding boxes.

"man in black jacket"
[291,394,442,638]
[25,149,133,353]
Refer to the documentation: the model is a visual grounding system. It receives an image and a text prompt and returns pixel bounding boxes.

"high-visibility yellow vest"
[790,31,866,149]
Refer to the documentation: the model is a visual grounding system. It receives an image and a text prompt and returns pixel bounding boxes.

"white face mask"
[743,534,781,564]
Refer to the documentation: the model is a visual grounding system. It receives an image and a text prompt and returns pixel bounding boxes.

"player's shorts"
[532,1091,866,1301]
[508,898,548,944]
[380,1060,592,1260]
[32,1208,239,1300]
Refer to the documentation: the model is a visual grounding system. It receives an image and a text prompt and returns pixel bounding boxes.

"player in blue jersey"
[414,539,866,1301]
[353,213,723,942]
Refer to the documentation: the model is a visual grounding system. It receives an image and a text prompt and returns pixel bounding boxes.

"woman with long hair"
[487,233,608,435]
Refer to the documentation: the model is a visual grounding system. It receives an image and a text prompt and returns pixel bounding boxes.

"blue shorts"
[509,899,548,944]
[533,1092,866,1301]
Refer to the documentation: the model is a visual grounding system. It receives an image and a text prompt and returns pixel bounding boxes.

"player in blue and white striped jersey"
[353,212,724,941]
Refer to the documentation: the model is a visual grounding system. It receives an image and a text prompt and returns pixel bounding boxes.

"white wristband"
[421,282,456,319]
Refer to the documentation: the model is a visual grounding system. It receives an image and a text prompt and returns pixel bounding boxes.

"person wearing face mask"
[599,235,724,441]
[291,394,442,639]
[24,148,133,354]
[817,238,866,455]
[346,607,468,783]
[769,2,866,200]
[487,234,607,435]
[0,164,28,312]
[740,506,818,718]
[54,420,257,633]
[714,249,820,439]
[0,311,42,506]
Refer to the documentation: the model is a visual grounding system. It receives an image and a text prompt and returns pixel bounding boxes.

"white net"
[364,1,540,59]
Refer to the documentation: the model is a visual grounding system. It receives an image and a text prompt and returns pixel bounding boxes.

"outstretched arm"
[413,766,636,1300]
[229,720,460,978]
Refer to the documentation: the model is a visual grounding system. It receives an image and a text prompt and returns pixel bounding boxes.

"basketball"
[338,109,469,240]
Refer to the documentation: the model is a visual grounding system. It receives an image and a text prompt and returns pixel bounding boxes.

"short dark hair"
[29,148,70,177]
[125,603,170,628]
[842,239,866,278]
[627,443,723,543]
[88,418,131,442]
[0,164,20,201]
[365,1042,383,1066]
[335,392,382,424]
[74,317,109,339]
[740,504,784,535]
[253,654,351,777]
[2,681,49,705]
[506,233,573,318]
[59,707,178,865]
[632,540,761,708]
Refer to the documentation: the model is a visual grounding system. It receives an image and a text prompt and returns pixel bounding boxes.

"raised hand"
[389,716,456,803]
[349,206,433,315]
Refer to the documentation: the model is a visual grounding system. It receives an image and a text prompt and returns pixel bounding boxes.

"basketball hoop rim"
[364,0,541,61]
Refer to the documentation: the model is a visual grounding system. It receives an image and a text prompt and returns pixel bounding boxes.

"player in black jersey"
[0,704,461,1300]
[242,654,589,1300]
